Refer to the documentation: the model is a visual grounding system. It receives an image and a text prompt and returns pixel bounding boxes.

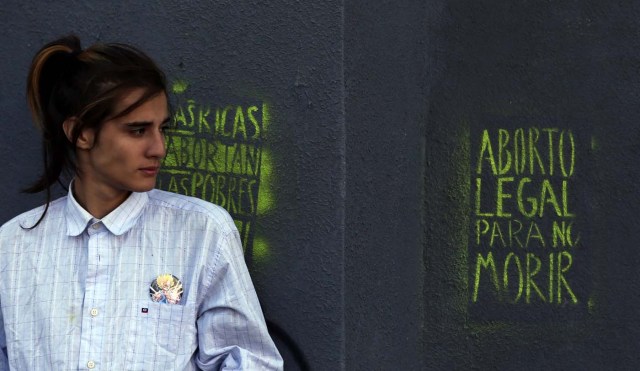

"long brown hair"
[24,34,167,228]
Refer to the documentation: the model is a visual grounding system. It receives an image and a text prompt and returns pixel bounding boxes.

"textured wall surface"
[344,1,426,370]
[424,0,640,369]
[2,1,640,370]
[0,2,345,370]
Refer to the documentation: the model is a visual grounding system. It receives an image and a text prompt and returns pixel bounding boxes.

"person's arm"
[195,228,283,370]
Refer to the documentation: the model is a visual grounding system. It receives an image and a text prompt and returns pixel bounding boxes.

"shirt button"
[90,308,99,317]
[87,360,96,369]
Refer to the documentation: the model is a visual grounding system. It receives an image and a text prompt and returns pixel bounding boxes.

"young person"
[0,35,282,370]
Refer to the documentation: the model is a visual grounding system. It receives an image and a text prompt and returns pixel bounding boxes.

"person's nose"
[148,129,166,159]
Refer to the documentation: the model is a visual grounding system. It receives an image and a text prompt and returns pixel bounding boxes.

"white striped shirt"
[0,188,282,370]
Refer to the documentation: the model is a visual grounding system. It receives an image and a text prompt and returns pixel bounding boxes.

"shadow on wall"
[268,320,310,370]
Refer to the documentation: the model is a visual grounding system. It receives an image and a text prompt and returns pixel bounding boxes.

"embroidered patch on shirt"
[149,274,183,304]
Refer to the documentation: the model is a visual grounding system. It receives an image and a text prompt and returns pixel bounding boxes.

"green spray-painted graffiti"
[471,127,581,306]
[156,81,275,262]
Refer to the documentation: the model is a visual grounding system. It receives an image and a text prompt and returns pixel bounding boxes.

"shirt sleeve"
[0,297,9,371]
[195,227,283,371]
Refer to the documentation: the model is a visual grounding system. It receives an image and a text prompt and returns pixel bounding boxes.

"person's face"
[78,88,170,197]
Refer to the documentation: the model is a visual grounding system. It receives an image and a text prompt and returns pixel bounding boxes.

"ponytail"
[27,36,81,132]
[25,36,81,196]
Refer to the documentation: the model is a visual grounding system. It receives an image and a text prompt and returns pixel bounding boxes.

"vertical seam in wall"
[419,1,430,364]
[339,0,347,369]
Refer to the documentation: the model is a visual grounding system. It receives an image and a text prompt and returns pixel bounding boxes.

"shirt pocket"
[125,300,198,369]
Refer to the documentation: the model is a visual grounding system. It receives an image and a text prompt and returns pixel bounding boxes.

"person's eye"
[130,127,146,136]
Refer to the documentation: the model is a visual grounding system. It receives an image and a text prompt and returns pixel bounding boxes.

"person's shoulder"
[0,197,67,235]
[146,189,235,228]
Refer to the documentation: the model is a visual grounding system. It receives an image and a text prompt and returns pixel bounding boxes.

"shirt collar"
[65,184,149,237]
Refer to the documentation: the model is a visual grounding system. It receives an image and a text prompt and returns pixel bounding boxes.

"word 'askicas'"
[174,101,262,140]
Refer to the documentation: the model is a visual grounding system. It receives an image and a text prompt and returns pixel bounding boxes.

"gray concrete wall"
[2,1,640,370]
[424,0,640,369]
[344,1,426,370]
[0,2,346,369]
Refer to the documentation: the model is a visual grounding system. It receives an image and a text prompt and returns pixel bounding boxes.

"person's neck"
[72,178,131,219]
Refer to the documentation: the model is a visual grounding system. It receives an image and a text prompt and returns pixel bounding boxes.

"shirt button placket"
[80,221,106,371]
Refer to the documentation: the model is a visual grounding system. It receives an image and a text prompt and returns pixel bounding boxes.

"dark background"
[1,1,639,370]
[424,0,640,369]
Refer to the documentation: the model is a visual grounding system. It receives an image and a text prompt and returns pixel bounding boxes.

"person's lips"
[140,166,159,176]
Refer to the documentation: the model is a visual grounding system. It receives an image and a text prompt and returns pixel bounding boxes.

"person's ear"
[63,117,94,150]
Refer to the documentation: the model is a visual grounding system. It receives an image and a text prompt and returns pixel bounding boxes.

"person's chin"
[129,180,157,193]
